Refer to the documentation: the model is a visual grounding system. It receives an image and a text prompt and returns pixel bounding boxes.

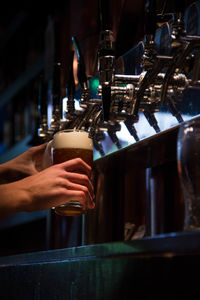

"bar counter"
[1,231,200,299]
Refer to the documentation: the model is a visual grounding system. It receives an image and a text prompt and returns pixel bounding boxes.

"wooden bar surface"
[1,232,200,299]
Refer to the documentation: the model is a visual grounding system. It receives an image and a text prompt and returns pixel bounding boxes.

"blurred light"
[73,53,78,86]
[62,97,83,119]
[89,77,99,96]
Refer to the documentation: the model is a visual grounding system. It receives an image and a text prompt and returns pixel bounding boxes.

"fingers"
[61,158,92,178]
[64,189,95,210]
[64,177,95,209]
[60,159,95,209]
[65,172,94,196]
[40,158,95,211]
[30,142,49,155]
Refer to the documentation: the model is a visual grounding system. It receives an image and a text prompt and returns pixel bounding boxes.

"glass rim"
[54,129,90,135]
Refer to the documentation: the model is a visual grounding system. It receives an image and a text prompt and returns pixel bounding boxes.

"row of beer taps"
[34,0,200,156]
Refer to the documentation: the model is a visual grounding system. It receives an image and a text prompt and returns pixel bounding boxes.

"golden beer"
[52,130,93,216]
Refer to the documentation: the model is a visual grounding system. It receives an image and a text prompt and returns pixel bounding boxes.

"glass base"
[52,201,85,217]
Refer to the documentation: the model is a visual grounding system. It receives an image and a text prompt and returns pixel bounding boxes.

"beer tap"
[93,131,106,157]
[159,1,200,122]
[37,75,49,141]
[96,0,197,132]
[66,50,76,118]
[124,115,140,142]
[98,0,115,122]
[72,36,91,107]
[48,62,62,135]
[61,49,83,131]
[28,74,49,145]
[69,35,106,156]
[130,0,163,133]
[159,3,186,123]
[88,109,106,156]
[98,0,162,134]
[107,122,122,149]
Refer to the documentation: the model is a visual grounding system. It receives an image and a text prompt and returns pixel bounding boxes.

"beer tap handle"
[28,74,48,145]
[145,0,157,38]
[98,30,115,121]
[66,50,75,117]
[132,0,158,118]
[101,84,112,121]
[52,62,62,109]
[98,0,111,31]
[173,0,186,14]
[98,0,114,121]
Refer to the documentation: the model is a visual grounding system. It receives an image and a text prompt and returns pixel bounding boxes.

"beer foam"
[53,131,93,150]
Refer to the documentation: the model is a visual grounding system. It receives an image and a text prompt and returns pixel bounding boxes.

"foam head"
[52,130,93,150]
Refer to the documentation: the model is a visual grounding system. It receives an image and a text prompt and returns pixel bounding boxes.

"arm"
[0,158,95,221]
[0,143,48,184]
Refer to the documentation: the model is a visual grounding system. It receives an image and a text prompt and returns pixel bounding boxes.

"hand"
[0,143,48,184]
[0,158,95,220]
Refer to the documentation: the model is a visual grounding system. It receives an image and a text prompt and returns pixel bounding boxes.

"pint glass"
[177,119,200,230]
[51,129,93,217]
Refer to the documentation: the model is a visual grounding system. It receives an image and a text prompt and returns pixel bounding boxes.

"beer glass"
[51,129,93,217]
[177,119,200,231]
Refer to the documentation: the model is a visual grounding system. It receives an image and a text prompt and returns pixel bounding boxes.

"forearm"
[0,159,31,184]
[0,162,15,184]
[0,183,28,221]
[0,144,48,184]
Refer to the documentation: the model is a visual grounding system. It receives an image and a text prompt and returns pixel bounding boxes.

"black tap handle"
[145,0,157,36]
[174,0,186,14]
[98,0,111,31]
[72,36,88,87]
[66,50,75,99]
[98,1,114,122]
[102,85,111,121]
[38,75,48,117]
[52,62,61,107]
[66,50,75,115]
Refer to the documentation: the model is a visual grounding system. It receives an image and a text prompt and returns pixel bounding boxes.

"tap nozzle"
[167,96,183,123]
[124,115,139,142]
[93,131,105,157]
[143,109,160,133]
[107,123,122,149]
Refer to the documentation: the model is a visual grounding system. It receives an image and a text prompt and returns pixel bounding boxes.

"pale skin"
[0,144,95,221]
